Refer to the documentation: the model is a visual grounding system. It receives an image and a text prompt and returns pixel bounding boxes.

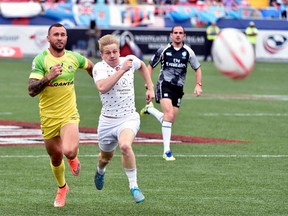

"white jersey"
[93,55,141,118]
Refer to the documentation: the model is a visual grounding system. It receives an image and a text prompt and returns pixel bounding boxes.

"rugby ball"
[211,28,255,80]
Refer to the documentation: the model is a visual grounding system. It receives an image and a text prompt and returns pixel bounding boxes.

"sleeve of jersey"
[71,51,87,69]
[149,47,164,68]
[187,47,201,70]
[126,55,141,70]
[92,62,108,83]
[29,55,45,80]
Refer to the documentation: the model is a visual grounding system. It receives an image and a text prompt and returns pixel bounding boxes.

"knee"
[119,143,132,155]
[164,112,175,122]
[64,147,78,159]
[99,153,112,165]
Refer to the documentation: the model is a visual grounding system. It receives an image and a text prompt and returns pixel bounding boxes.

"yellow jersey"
[245,27,258,45]
[29,49,89,118]
[206,25,220,41]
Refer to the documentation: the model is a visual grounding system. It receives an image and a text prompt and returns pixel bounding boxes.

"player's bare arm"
[144,64,154,90]
[147,64,153,77]
[96,60,132,94]
[194,67,203,97]
[138,61,155,102]
[86,59,94,77]
[28,63,62,97]
[28,77,50,97]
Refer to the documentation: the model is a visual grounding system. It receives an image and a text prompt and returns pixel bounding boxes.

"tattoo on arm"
[28,77,50,97]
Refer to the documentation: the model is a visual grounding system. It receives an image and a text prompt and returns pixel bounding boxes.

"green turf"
[0,58,287,215]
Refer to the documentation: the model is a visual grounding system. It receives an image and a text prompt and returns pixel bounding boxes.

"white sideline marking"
[0,154,287,158]
[201,113,288,117]
[185,94,288,101]
[0,112,12,115]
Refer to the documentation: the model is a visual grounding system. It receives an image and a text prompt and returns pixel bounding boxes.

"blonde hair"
[98,34,119,53]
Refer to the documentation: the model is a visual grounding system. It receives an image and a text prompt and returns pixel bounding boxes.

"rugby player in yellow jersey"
[28,23,94,208]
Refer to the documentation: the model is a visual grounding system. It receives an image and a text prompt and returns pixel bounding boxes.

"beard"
[51,42,65,52]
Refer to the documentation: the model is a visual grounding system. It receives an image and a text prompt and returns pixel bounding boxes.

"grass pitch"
[0,58,287,215]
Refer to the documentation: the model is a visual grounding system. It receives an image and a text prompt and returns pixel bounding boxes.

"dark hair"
[48,23,66,35]
[171,25,185,33]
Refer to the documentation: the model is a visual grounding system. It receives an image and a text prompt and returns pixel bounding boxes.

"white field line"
[0,154,287,159]
[200,113,288,117]
[185,94,288,101]
[0,112,12,115]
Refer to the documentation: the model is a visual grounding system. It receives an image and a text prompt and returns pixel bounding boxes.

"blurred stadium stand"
[0,0,288,61]
[0,0,287,28]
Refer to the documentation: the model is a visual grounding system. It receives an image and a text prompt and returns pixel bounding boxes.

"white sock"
[125,168,138,189]
[147,107,163,123]
[97,164,106,175]
[162,121,172,154]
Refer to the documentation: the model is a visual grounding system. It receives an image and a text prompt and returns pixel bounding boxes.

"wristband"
[197,82,202,86]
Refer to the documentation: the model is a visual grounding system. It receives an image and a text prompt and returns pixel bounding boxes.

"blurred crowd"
[0,0,287,19]
[0,0,259,6]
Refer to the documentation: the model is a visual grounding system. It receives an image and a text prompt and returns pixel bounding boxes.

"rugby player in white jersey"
[92,34,154,203]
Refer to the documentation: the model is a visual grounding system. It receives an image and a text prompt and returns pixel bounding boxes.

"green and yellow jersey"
[245,27,258,45]
[29,49,89,118]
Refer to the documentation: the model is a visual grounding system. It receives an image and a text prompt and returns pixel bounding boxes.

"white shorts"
[97,112,140,152]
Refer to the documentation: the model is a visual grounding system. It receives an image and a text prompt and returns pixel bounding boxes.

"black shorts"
[156,80,184,108]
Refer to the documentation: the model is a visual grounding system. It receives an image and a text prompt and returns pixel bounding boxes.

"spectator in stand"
[204,21,220,61]
[223,0,239,7]
[41,0,67,2]
[213,0,224,6]
[187,0,198,4]
[121,0,138,4]
[196,0,205,4]
[240,0,250,6]
[161,0,179,4]
[270,0,282,18]
[76,0,96,5]
[202,0,213,6]
[279,0,288,19]
[270,0,282,7]
[0,0,28,2]
[202,0,223,6]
